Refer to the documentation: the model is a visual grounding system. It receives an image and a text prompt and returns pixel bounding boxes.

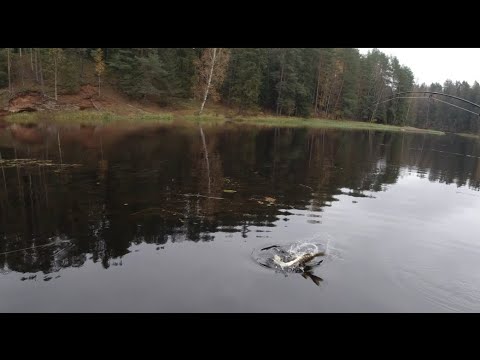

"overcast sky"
[358,48,480,86]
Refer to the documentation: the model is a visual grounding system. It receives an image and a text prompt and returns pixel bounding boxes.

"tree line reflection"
[1,123,479,275]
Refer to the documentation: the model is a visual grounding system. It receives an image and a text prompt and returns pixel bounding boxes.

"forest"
[0,48,479,134]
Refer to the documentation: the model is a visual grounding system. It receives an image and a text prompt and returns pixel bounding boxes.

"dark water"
[1,122,480,312]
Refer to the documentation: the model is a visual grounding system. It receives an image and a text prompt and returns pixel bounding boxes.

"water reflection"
[0,123,479,278]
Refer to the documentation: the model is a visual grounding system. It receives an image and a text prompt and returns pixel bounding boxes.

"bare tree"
[19,48,24,87]
[276,49,286,116]
[30,48,34,72]
[314,56,322,116]
[193,48,230,115]
[38,50,45,96]
[48,48,64,101]
[34,48,39,83]
[7,48,11,93]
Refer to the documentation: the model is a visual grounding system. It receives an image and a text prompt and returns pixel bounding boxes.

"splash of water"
[252,235,331,273]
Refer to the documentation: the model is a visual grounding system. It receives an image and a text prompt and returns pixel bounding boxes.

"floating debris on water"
[183,193,224,200]
[0,158,82,168]
[130,207,181,217]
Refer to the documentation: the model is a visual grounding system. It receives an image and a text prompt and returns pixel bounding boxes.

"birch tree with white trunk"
[193,48,230,115]
[93,48,105,96]
[47,48,64,101]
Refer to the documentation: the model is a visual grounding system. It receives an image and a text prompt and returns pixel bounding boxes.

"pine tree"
[224,48,267,113]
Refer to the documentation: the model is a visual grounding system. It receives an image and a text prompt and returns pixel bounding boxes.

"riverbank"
[3,110,445,135]
[233,116,445,135]
[0,85,446,135]
[456,132,480,140]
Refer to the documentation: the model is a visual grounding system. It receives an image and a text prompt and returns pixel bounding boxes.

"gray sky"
[358,48,480,86]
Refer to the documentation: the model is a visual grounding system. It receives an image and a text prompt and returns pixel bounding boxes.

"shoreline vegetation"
[3,110,445,135]
[456,132,480,140]
[1,48,479,139]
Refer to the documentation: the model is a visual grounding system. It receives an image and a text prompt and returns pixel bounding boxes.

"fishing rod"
[375,96,480,116]
[395,91,480,110]
[374,91,480,117]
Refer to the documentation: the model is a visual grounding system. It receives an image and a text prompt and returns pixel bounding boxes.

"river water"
[0,122,479,312]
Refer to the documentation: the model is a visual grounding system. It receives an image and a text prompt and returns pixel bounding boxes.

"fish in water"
[272,251,325,286]
[301,269,323,286]
[273,251,325,269]
[252,239,329,287]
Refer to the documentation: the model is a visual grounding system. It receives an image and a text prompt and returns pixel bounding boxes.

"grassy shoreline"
[456,132,480,140]
[233,116,445,135]
[3,110,445,135]
[4,111,174,125]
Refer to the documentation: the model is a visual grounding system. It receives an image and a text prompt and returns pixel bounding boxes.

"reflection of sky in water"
[1,125,480,312]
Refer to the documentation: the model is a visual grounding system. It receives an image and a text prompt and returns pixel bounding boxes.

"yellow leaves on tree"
[93,48,105,96]
[193,48,230,114]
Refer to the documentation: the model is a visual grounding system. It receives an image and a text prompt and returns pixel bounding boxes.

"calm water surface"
[1,122,479,312]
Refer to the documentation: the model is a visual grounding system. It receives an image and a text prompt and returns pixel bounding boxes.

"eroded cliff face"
[5,85,100,113]
[8,91,44,112]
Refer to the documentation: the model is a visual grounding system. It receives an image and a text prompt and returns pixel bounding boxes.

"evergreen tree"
[223,48,267,113]
[0,47,478,135]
